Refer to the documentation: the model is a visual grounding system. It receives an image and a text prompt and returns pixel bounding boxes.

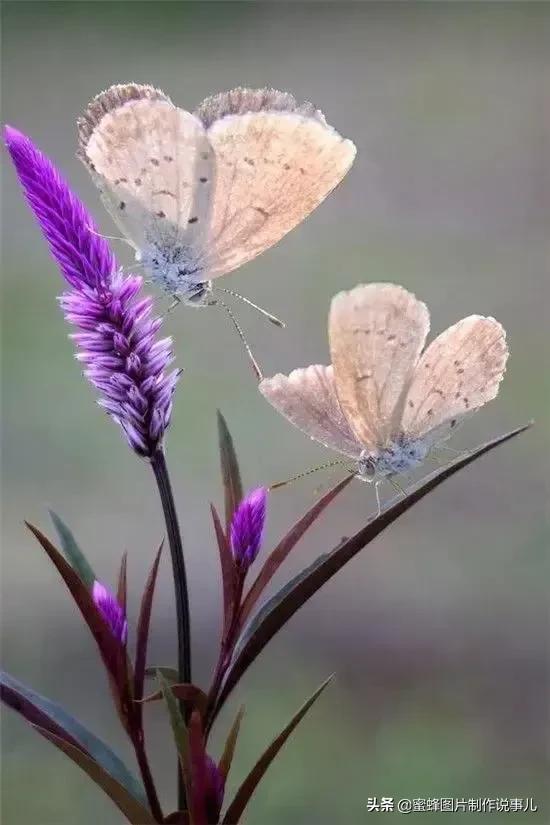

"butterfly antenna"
[270,459,347,491]
[215,298,263,381]
[213,286,286,328]
[86,225,134,246]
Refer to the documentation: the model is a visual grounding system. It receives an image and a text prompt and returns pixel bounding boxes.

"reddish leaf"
[134,544,163,725]
[214,423,532,718]
[117,552,128,614]
[217,411,243,534]
[188,710,207,825]
[238,474,354,630]
[25,523,133,725]
[211,503,237,641]
[222,676,333,824]
[33,726,156,824]
[218,706,245,782]
[1,670,148,809]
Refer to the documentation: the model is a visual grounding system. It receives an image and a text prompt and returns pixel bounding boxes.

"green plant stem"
[151,448,190,811]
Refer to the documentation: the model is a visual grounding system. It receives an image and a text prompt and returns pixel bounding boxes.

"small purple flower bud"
[230,487,267,569]
[4,126,180,458]
[204,755,225,821]
[92,581,128,645]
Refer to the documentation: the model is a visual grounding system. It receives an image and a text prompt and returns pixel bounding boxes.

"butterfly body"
[357,436,431,483]
[137,241,211,304]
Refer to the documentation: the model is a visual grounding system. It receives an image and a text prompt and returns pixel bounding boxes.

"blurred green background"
[2,3,548,823]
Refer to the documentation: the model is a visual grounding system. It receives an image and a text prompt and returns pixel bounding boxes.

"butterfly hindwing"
[198,92,356,278]
[259,365,362,459]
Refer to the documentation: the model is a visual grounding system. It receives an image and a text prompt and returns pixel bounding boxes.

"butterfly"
[260,283,509,512]
[77,84,356,309]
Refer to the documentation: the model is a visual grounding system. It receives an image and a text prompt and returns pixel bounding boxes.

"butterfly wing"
[194,88,356,278]
[401,315,508,444]
[78,84,213,254]
[259,365,362,459]
[328,283,430,449]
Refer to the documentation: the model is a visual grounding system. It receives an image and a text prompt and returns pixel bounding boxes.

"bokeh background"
[2,3,549,823]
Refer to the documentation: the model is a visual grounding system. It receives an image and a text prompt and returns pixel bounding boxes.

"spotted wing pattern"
[196,88,356,278]
[78,84,213,253]
[329,283,430,449]
[401,315,508,444]
[259,365,362,459]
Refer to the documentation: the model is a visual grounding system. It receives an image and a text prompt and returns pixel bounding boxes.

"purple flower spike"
[92,581,128,645]
[4,126,180,457]
[230,487,267,570]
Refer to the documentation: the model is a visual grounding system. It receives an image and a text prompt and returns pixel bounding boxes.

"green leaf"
[145,666,179,682]
[222,675,333,824]
[137,683,208,717]
[157,669,192,805]
[217,410,243,534]
[214,423,532,718]
[33,726,155,824]
[218,706,245,782]
[1,670,148,809]
[49,510,95,588]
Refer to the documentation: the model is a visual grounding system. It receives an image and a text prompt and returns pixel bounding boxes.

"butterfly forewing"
[401,315,508,442]
[202,109,356,278]
[259,365,362,459]
[329,284,430,449]
[78,85,213,252]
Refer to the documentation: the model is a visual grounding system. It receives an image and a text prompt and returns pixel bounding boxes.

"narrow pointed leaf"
[117,552,128,614]
[25,523,133,722]
[188,710,208,825]
[1,670,148,808]
[217,411,243,534]
[49,510,95,588]
[218,706,245,782]
[134,544,163,725]
[239,474,354,630]
[211,503,237,640]
[222,675,333,824]
[33,726,155,824]
[215,423,531,716]
[157,670,192,805]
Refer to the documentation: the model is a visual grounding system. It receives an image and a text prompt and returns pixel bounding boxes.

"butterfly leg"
[375,481,382,516]
[167,296,182,314]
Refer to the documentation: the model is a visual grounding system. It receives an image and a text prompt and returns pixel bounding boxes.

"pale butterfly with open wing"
[260,283,508,512]
[77,83,356,309]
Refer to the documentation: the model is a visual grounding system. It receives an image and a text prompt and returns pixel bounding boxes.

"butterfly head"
[356,450,379,484]
[138,242,211,305]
